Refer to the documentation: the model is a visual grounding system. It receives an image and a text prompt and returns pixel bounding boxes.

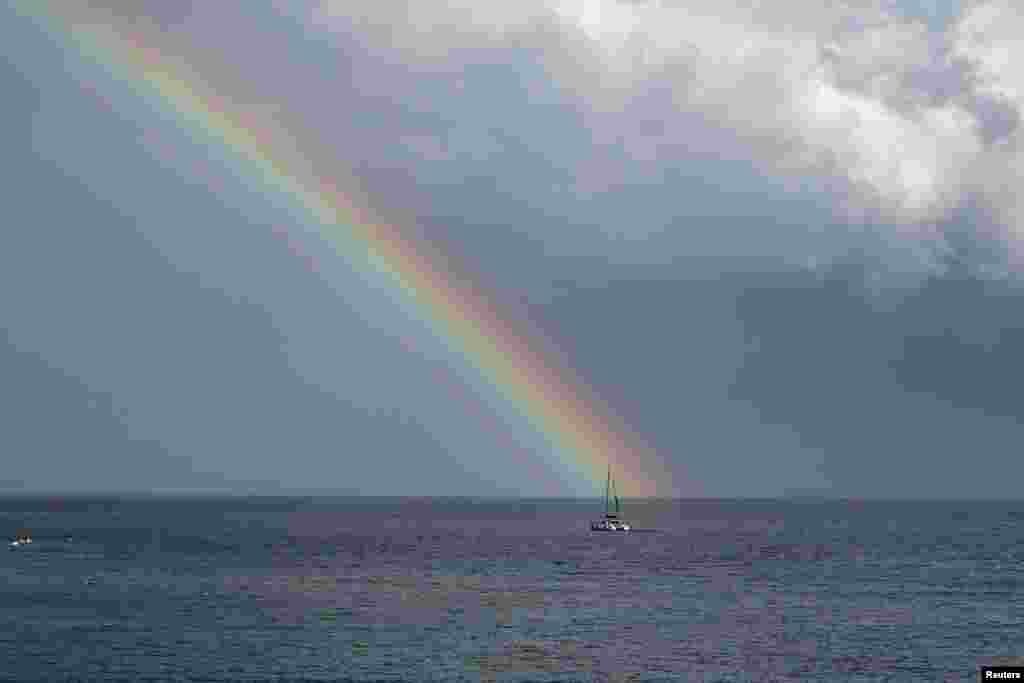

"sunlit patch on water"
[228,569,551,629]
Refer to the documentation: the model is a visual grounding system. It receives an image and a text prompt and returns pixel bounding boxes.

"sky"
[2,0,1023,498]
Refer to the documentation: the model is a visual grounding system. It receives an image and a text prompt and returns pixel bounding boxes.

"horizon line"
[1,491,1021,502]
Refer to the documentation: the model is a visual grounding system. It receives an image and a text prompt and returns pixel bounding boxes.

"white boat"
[590,466,630,532]
[9,531,32,548]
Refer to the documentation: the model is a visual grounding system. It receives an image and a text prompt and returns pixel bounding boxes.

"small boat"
[9,530,32,548]
[591,466,630,532]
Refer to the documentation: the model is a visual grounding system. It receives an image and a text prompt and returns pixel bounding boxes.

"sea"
[1,496,1021,682]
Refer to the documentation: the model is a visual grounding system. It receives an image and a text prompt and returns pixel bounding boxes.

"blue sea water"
[1,497,1021,681]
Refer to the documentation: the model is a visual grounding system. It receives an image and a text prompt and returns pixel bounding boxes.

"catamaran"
[591,466,630,532]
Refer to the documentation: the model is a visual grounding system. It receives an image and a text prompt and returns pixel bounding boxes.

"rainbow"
[18,3,677,497]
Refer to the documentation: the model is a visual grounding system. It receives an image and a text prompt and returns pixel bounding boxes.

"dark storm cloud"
[7,2,1024,497]
[526,275,827,497]
[527,254,1024,498]
[729,261,1024,498]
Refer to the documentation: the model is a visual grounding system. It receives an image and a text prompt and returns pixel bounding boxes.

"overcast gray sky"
[2,1,1023,498]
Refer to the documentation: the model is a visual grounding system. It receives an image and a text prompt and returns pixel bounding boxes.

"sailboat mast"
[590,462,629,531]
[604,465,611,514]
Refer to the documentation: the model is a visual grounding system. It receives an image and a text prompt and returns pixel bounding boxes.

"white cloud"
[313,0,1023,271]
[951,1,1024,247]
